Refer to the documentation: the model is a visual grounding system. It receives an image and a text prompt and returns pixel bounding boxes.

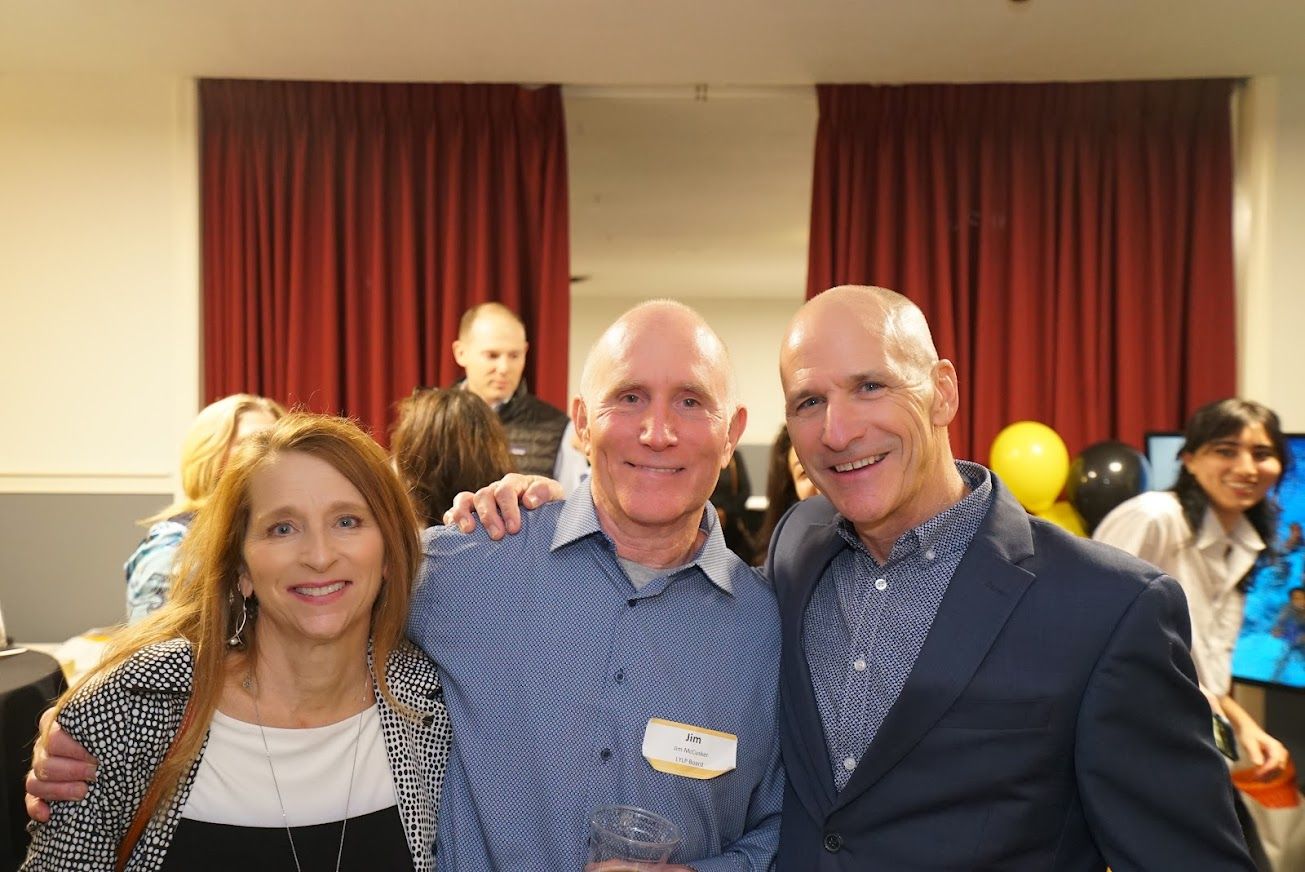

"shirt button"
[614,669,625,683]
[924,548,936,561]
[599,748,612,761]
[823,832,843,853]
[842,756,857,771]
[853,658,866,672]
[874,578,887,591]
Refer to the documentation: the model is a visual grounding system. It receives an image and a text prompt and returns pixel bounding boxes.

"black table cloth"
[0,650,66,870]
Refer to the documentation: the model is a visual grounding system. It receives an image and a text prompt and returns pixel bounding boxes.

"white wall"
[567,295,803,447]
[0,74,200,495]
[1238,75,1305,432]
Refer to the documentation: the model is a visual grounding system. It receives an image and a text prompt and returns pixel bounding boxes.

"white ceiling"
[3,0,1302,83]
[6,0,1297,303]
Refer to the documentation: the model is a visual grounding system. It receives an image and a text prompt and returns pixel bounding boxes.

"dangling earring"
[227,589,249,647]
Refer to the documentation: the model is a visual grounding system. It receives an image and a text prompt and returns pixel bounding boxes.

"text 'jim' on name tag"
[642,718,738,780]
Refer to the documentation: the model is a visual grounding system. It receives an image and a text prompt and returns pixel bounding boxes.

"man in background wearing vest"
[452,302,587,494]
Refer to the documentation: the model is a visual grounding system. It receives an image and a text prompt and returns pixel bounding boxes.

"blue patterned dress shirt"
[408,480,784,871]
[803,461,993,790]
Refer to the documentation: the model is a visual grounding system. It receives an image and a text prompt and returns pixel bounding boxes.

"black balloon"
[1067,441,1151,535]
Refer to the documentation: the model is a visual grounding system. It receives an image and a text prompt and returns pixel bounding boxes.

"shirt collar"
[834,460,993,563]
[1194,505,1266,556]
[551,478,736,595]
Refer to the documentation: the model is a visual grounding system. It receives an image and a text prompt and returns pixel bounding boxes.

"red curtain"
[807,80,1237,461]
[201,80,570,441]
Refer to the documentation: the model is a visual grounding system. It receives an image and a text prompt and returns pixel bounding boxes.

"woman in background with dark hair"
[1095,399,1290,781]
[390,388,515,527]
[752,426,818,565]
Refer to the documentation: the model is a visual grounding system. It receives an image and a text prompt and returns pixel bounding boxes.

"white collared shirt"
[1094,490,1264,696]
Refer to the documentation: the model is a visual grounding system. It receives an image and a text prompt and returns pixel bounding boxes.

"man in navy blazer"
[772,285,1253,870]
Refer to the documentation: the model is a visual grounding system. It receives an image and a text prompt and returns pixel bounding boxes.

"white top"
[182,705,397,826]
[1093,490,1264,696]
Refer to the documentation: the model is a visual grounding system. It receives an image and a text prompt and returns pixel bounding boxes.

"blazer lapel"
[831,486,1036,812]
[778,510,846,816]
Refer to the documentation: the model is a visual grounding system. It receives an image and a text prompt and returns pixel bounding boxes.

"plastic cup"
[584,804,682,870]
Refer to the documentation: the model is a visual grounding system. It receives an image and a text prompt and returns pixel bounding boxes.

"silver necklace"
[245,674,368,872]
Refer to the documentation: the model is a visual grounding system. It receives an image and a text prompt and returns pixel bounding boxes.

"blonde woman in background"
[126,394,286,622]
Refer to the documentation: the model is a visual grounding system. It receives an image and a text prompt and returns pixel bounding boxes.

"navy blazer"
[769,477,1254,871]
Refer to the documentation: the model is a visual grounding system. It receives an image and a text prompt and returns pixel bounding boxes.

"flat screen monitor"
[1145,431,1186,491]
[1230,434,1305,691]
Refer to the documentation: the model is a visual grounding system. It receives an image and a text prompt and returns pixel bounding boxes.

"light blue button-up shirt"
[408,480,783,871]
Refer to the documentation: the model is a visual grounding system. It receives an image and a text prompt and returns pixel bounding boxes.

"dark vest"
[495,382,569,477]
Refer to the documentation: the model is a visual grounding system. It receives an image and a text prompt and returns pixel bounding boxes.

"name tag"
[642,718,737,779]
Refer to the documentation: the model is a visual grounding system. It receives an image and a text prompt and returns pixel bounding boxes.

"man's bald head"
[785,285,939,393]
[580,299,738,419]
[575,299,747,559]
[458,302,525,340]
[779,284,962,560]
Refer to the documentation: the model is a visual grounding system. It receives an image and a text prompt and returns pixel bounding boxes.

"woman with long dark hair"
[1095,398,1290,778]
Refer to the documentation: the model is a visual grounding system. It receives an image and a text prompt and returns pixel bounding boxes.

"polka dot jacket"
[22,638,451,871]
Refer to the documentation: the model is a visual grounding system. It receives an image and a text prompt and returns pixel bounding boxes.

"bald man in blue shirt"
[411,301,782,870]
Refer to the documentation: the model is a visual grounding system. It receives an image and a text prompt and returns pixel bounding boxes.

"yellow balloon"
[988,421,1070,513]
[1035,500,1087,537]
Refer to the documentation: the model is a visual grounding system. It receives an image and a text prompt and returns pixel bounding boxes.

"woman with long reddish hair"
[26,414,449,871]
